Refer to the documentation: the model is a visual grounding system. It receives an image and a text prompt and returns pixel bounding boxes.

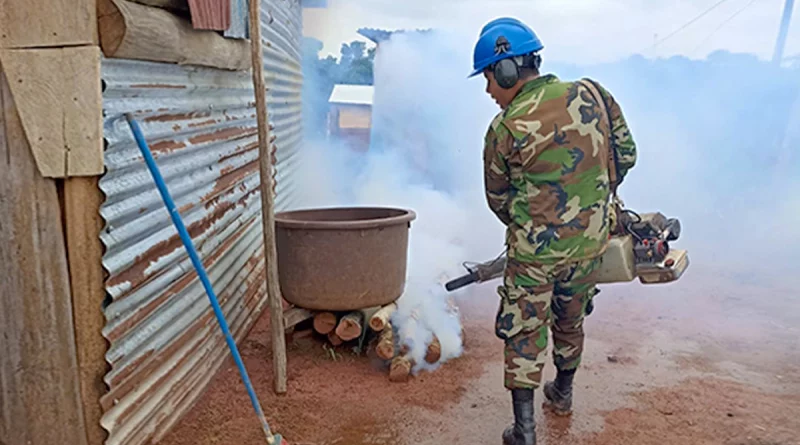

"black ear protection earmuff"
[491,36,542,90]
[494,58,520,90]
[492,36,519,89]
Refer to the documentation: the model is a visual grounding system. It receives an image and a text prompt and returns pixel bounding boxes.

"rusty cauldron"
[274,207,416,311]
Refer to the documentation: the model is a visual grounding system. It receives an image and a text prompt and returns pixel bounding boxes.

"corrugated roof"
[356,27,433,44]
[97,0,304,443]
[224,0,248,39]
[328,84,374,105]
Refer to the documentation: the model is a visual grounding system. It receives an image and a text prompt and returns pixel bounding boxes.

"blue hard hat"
[469,17,544,77]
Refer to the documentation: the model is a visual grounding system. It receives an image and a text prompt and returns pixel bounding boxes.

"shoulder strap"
[578,78,619,195]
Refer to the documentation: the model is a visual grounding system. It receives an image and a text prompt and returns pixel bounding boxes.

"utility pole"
[772,0,795,65]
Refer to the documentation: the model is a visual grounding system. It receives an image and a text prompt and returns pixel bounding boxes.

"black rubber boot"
[543,369,575,416]
[502,388,536,445]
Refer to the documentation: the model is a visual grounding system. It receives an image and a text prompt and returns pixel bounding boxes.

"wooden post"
[64,177,111,445]
[0,69,89,445]
[248,0,287,394]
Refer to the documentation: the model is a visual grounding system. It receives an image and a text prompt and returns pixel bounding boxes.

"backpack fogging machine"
[444,208,690,292]
[445,78,690,293]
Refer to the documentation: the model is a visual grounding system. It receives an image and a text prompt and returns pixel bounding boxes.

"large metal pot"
[274,207,416,311]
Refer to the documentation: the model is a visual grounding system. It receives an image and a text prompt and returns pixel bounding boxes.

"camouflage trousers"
[495,256,601,390]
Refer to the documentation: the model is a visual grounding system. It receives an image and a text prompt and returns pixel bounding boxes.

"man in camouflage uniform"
[469,18,637,445]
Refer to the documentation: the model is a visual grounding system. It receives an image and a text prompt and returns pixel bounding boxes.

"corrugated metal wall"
[97,1,303,443]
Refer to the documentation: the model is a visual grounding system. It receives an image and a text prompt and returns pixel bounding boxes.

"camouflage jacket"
[483,74,637,265]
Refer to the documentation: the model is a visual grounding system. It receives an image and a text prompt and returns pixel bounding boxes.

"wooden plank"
[283,307,312,330]
[248,0,287,395]
[98,0,250,71]
[0,69,89,445]
[0,0,97,48]
[64,177,110,445]
[0,47,103,178]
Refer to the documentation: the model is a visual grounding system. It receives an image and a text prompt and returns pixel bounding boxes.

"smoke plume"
[295,25,800,374]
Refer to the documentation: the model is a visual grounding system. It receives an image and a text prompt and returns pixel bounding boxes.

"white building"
[327,84,374,152]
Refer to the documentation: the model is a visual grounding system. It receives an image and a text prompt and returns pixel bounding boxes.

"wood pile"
[295,297,463,383]
[305,307,380,351]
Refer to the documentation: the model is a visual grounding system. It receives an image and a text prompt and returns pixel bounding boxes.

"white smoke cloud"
[295,14,800,375]
[294,29,508,373]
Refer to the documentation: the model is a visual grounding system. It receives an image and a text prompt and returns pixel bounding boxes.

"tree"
[337,41,372,85]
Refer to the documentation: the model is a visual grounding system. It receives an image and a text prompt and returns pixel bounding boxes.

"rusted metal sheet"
[262,0,303,210]
[97,1,303,443]
[187,0,231,31]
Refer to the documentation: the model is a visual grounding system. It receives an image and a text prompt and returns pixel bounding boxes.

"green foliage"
[302,37,375,139]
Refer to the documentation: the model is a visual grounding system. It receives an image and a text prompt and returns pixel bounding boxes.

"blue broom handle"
[125,114,279,444]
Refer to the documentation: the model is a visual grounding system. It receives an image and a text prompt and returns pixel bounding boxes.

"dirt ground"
[160,264,800,445]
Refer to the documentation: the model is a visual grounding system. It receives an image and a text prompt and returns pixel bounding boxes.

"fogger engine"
[620,211,681,265]
[445,210,689,292]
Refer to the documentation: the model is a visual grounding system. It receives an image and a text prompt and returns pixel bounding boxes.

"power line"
[772,0,796,64]
[692,0,762,55]
[644,0,734,52]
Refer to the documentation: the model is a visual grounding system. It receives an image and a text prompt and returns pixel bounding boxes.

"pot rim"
[275,206,417,230]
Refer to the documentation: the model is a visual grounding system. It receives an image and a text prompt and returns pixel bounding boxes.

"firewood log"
[328,332,343,346]
[389,354,414,382]
[425,335,441,364]
[313,312,337,335]
[375,324,395,360]
[98,0,249,70]
[360,306,381,327]
[369,303,397,331]
[335,311,364,341]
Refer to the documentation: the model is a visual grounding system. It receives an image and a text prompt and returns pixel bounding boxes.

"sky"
[302,0,799,64]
